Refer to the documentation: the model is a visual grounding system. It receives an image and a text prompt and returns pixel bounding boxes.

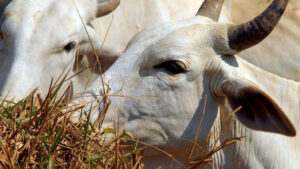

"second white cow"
[0,0,120,100]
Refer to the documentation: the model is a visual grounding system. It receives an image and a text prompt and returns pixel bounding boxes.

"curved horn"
[96,0,120,17]
[228,0,288,52]
[196,0,224,21]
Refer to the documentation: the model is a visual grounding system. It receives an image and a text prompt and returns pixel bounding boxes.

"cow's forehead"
[3,0,93,28]
[125,16,217,58]
[2,0,95,50]
[6,0,63,17]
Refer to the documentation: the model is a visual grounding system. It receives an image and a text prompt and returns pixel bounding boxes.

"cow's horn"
[96,0,120,17]
[196,0,224,21]
[228,0,288,52]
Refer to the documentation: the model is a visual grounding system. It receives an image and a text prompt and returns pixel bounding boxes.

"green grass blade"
[49,126,64,154]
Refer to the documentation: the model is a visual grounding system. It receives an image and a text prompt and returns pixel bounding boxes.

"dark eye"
[154,60,187,75]
[64,41,76,52]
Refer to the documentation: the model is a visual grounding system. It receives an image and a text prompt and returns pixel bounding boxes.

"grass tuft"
[0,77,144,169]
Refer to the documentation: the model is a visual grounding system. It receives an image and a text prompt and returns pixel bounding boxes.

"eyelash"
[154,60,187,75]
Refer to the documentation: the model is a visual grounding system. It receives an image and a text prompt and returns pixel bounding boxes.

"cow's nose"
[70,88,119,141]
[70,89,106,124]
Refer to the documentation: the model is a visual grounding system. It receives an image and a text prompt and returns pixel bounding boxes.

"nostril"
[70,90,106,123]
[0,34,4,51]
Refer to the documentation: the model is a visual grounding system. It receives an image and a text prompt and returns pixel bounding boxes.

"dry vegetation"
[0,73,146,168]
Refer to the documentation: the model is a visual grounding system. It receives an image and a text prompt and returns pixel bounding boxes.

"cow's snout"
[70,88,106,122]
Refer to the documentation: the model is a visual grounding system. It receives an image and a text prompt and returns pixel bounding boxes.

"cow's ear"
[219,79,296,137]
[84,47,120,74]
[74,48,120,74]
[75,26,121,73]
[96,0,120,17]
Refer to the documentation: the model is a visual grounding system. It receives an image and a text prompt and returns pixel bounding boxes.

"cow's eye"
[64,42,76,52]
[154,60,187,75]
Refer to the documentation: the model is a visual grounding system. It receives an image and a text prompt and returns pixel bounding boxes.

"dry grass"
[0,73,145,169]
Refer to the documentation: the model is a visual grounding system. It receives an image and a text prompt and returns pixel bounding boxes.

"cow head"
[0,0,120,100]
[73,0,295,152]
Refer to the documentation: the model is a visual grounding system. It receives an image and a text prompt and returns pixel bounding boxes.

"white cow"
[72,0,300,168]
[0,0,120,101]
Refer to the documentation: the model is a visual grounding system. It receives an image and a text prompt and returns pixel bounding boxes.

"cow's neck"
[217,57,300,169]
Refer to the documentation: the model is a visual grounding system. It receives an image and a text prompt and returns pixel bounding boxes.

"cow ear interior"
[85,49,120,74]
[220,80,296,137]
[75,25,121,73]
[74,47,120,74]
[73,52,86,72]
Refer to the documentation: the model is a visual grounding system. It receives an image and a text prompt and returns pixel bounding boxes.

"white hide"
[72,14,300,169]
